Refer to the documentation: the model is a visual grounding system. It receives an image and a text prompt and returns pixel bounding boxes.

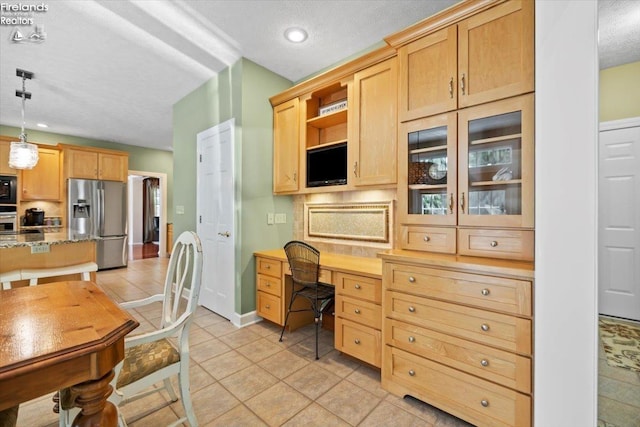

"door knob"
[218,231,230,237]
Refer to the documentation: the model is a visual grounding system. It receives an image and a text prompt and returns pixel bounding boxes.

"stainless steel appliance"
[0,207,17,234]
[0,175,18,204]
[24,208,45,226]
[68,179,128,269]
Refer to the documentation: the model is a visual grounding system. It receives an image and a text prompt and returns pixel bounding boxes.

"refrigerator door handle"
[98,187,104,235]
[100,236,125,240]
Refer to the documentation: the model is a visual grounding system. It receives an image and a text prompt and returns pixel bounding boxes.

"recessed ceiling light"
[284,27,307,43]
[36,123,48,128]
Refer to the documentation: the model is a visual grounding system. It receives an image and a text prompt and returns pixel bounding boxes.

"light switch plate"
[275,213,286,224]
[176,205,185,215]
[267,213,274,225]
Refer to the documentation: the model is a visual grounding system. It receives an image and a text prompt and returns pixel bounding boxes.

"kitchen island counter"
[0,230,99,249]
[0,232,99,287]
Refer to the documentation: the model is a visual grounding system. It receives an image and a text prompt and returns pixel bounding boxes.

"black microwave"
[0,175,18,205]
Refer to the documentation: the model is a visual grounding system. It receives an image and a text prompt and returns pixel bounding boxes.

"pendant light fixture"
[8,69,39,170]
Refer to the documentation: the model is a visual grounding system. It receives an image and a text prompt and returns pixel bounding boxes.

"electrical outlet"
[267,213,274,225]
[31,244,50,254]
[275,213,286,224]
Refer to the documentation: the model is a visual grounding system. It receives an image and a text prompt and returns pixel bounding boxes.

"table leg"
[70,370,119,427]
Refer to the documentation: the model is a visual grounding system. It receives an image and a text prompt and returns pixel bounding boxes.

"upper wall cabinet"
[351,58,398,187]
[273,98,300,194]
[0,139,19,175]
[397,0,534,122]
[61,145,129,182]
[21,146,61,201]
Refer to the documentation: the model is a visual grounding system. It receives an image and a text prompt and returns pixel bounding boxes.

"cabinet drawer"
[285,264,332,284]
[385,318,531,393]
[257,274,281,297]
[458,228,534,261]
[257,257,282,278]
[385,290,531,354]
[336,295,381,330]
[335,317,381,367]
[257,291,281,325]
[399,225,456,254]
[384,346,531,427]
[386,263,531,316]
[334,272,381,303]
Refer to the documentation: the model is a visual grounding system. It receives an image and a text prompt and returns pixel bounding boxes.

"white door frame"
[128,170,168,258]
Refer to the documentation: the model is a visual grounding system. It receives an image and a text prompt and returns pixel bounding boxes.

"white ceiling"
[0,0,638,153]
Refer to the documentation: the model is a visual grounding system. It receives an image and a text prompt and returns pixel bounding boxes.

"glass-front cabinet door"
[399,113,457,226]
[458,93,534,228]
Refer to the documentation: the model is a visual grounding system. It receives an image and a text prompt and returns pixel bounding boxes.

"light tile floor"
[16,257,638,426]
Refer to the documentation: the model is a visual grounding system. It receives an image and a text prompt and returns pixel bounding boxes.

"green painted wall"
[172,58,292,316]
[0,125,174,221]
[600,61,640,122]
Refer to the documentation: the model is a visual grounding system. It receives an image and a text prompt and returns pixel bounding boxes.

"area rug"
[599,316,640,373]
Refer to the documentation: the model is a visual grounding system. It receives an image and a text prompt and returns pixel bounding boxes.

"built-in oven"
[0,175,18,205]
[0,207,18,234]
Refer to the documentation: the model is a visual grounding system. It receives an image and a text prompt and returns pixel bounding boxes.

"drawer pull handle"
[423,236,430,242]
[355,284,361,289]
[481,359,489,367]
[408,276,416,283]
[408,306,416,313]
[266,282,271,287]
[408,369,415,377]
[481,323,490,332]
[490,240,498,247]
[354,339,361,345]
[481,288,490,296]
[481,400,489,408]
[408,336,415,343]
[265,265,270,269]
[265,304,270,309]
[354,308,361,314]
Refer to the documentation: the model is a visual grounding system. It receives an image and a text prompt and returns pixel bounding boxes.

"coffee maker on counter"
[24,208,45,226]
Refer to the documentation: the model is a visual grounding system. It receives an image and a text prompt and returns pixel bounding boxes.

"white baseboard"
[231,310,262,328]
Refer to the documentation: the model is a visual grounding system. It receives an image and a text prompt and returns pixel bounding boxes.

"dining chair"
[58,231,203,427]
[279,240,335,360]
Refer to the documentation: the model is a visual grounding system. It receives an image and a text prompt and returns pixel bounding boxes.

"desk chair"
[58,231,203,427]
[279,240,335,360]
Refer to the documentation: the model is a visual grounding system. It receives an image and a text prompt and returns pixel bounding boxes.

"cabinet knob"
[460,73,466,95]
[460,192,466,213]
[354,339,361,345]
[408,336,415,343]
[354,308,361,314]
[423,235,430,242]
[481,323,490,332]
[408,306,415,313]
[408,369,415,377]
[481,399,489,408]
[265,265,270,269]
[448,77,454,99]
[481,288,490,296]
[265,304,270,309]
[355,284,361,289]
[490,240,498,247]
[266,282,271,287]
[481,359,489,367]
[408,276,415,283]
[449,193,454,214]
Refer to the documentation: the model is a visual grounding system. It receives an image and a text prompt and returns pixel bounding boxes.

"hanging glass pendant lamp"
[9,69,39,170]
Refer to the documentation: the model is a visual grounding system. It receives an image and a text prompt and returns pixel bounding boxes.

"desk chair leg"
[279,292,297,343]
[314,314,320,360]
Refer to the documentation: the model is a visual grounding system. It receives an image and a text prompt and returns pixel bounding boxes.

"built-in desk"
[254,249,383,367]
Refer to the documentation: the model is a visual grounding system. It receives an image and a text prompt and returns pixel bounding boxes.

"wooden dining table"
[0,280,139,426]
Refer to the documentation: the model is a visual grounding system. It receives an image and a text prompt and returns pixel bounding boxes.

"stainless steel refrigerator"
[68,178,128,270]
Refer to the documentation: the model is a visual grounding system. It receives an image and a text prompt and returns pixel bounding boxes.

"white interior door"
[599,118,640,321]
[197,119,235,320]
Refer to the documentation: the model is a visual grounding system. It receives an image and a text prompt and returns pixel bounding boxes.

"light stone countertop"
[0,230,99,249]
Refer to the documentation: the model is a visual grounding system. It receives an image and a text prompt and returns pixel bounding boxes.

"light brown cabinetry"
[398,93,534,261]
[0,140,19,175]
[273,98,300,193]
[21,147,61,201]
[397,0,534,122]
[381,254,533,427]
[350,57,398,186]
[256,256,284,325]
[62,146,129,182]
[334,272,382,367]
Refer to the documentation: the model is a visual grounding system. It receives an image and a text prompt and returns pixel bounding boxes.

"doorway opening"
[128,170,168,259]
